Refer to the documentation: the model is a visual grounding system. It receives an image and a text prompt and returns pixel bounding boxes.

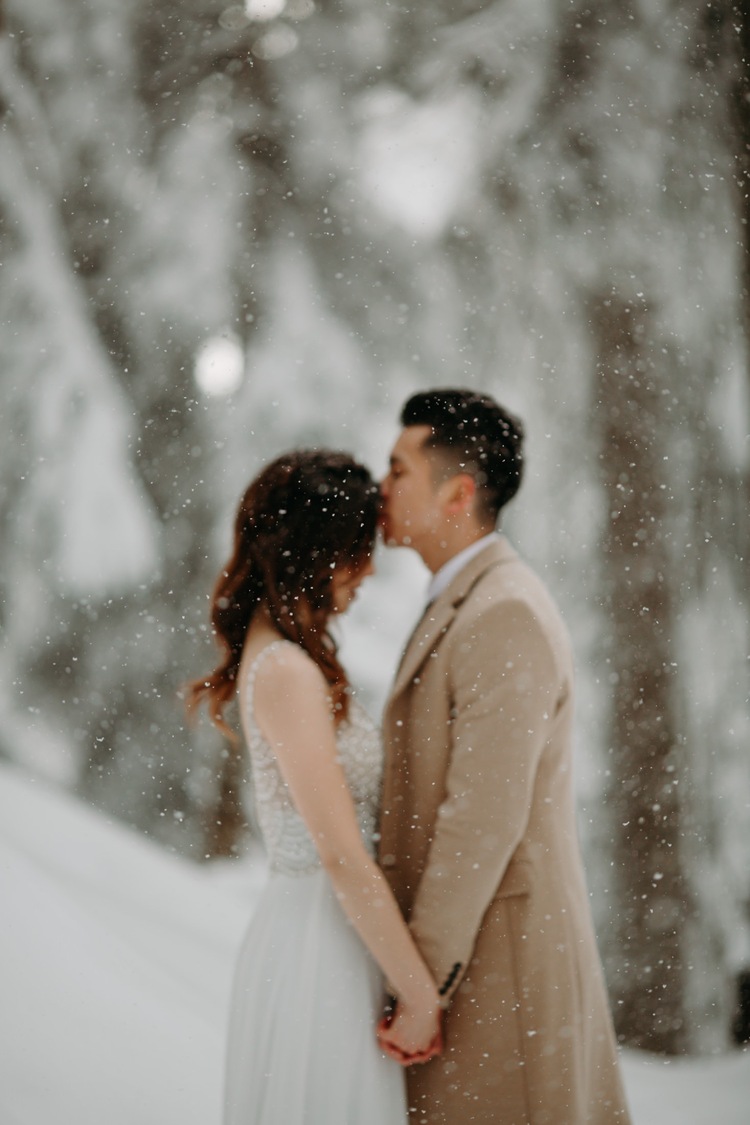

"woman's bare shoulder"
[251,639,328,703]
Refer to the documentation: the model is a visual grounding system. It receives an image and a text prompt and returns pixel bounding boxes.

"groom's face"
[381,425,445,555]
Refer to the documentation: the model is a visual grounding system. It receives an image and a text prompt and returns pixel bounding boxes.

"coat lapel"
[389,537,517,703]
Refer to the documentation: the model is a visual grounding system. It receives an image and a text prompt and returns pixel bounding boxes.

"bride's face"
[330,555,375,614]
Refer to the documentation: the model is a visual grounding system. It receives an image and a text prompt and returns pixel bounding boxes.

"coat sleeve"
[407,596,560,1004]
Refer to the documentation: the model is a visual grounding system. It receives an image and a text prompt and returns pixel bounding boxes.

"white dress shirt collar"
[426,532,499,605]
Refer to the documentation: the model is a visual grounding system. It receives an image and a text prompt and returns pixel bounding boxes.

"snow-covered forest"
[1,0,749,1065]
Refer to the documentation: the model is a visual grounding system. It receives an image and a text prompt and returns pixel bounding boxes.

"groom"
[377,390,630,1124]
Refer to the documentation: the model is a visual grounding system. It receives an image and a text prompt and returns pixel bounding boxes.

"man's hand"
[377,1004,444,1066]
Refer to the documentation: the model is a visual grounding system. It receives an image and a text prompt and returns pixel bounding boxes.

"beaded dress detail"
[241,640,382,875]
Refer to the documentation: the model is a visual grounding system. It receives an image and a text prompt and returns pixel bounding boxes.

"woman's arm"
[251,644,441,1058]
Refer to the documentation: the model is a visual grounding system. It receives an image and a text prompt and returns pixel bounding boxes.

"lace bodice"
[240,640,383,877]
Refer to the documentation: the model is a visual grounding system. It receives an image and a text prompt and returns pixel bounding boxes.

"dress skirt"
[223,868,408,1124]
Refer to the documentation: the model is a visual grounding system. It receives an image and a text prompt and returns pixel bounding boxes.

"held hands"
[376,998,443,1066]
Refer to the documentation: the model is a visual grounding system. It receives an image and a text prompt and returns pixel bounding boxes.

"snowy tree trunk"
[591,294,702,1054]
[725,0,750,1043]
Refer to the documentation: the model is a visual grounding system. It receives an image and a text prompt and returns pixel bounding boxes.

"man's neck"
[425,531,499,604]
[421,525,496,574]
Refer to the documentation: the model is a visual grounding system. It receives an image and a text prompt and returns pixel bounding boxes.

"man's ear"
[444,473,477,516]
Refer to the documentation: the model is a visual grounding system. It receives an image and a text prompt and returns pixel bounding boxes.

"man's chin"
[378,518,415,550]
[380,529,413,550]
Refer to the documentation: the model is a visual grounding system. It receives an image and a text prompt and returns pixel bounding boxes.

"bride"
[188,450,442,1124]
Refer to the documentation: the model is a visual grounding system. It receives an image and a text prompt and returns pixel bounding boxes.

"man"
[377,390,630,1124]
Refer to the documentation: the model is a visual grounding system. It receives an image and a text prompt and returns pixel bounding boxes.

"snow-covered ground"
[1,764,747,1125]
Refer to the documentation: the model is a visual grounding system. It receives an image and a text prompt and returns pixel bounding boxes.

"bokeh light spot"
[193,334,245,397]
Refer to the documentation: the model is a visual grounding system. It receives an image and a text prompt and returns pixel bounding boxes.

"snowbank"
[0,765,746,1124]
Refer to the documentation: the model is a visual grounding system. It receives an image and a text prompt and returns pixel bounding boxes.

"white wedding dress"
[223,640,408,1124]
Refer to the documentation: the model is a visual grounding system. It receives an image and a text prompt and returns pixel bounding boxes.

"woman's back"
[239,638,382,875]
[224,638,407,1125]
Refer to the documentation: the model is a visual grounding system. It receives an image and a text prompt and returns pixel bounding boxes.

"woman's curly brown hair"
[187,449,379,737]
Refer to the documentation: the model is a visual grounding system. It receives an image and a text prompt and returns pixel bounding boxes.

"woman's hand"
[377,995,443,1066]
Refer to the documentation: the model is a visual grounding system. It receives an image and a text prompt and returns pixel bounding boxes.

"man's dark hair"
[401,388,524,522]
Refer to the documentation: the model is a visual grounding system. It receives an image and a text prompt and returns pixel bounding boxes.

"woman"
[187,450,441,1125]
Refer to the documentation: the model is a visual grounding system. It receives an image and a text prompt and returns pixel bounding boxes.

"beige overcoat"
[379,537,631,1125]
